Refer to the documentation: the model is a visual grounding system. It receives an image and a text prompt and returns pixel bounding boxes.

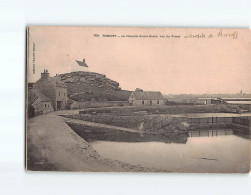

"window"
[142,100,144,105]
[64,92,65,97]
[45,104,47,108]
[48,104,49,108]
[59,92,60,96]
[157,100,159,104]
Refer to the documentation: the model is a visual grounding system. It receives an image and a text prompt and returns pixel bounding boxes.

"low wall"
[64,114,188,131]
[167,98,206,105]
[79,104,239,115]
[230,104,250,111]
[69,101,129,109]
[66,114,143,129]
[66,121,188,144]
[64,114,190,141]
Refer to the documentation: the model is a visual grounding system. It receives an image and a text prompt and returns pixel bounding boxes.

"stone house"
[34,69,68,110]
[28,90,54,117]
[129,88,165,106]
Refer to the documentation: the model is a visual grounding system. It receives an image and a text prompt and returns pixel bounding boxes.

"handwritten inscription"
[184,33,206,39]
[184,30,238,39]
[217,30,238,39]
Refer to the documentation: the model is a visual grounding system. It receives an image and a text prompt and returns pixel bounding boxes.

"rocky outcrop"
[138,115,189,134]
[59,71,121,92]
[55,71,132,102]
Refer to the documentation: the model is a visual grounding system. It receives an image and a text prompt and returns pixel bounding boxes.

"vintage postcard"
[26,26,251,173]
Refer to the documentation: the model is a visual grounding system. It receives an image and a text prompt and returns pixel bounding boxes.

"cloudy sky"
[27,27,251,94]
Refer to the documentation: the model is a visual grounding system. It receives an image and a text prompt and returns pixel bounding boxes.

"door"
[57,101,62,110]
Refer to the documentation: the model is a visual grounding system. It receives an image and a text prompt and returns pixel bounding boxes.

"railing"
[187,117,233,126]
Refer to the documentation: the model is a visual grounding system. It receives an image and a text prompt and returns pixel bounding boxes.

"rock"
[155,116,162,124]
[58,71,121,92]
[161,116,173,126]
[169,125,176,130]
[136,115,189,134]
[163,125,171,131]
[178,122,190,131]
[155,122,163,130]
[174,129,180,134]
[145,120,154,130]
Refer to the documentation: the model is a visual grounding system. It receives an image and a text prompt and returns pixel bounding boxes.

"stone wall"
[33,101,54,115]
[79,104,241,115]
[66,120,188,144]
[64,114,190,135]
[69,101,129,110]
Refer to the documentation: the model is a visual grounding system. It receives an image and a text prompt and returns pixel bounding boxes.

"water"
[91,129,250,173]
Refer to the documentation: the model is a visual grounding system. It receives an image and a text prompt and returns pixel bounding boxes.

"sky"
[27,27,251,94]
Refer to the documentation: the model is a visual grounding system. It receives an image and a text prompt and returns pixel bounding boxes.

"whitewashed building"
[129,88,165,106]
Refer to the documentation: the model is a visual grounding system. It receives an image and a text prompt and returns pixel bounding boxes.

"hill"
[57,71,131,101]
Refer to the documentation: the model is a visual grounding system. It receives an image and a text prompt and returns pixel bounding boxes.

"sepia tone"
[26,26,251,173]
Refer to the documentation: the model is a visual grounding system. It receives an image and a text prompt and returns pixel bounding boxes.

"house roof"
[28,90,52,106]
[28,91,38,106]
[131,91,164,100]
[48,77,67,88]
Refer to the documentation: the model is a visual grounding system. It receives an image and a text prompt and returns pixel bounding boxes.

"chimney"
[41,69,50,79]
